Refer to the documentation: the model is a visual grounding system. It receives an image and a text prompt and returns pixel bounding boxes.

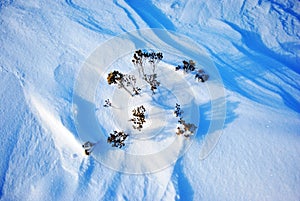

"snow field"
[0,0,299,200]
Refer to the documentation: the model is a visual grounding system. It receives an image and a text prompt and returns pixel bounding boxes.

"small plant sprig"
[103,99,112,107]
[132,49,163,94]
[122,74,141,95]
[174,103,197,138]
[175,60,209,83]
[132,49,163,74]
[174,103,183,117]
[177,118,197,138]
[107,70,141,96]
[107,131,129,148]
[107,70,123,85]
[195,69,209,82]
[129,105,146,131]
[82,141,95,155]
[144,74,160,94]
[176,60,196,73]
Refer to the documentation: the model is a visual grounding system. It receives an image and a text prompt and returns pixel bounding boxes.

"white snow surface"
[0,0,300,201]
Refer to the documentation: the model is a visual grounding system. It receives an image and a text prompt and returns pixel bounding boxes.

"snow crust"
[0,0,299,200]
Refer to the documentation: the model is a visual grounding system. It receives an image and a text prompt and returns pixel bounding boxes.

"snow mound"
[72,29,226,173]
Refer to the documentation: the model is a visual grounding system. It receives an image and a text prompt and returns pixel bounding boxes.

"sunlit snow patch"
[29,93,84,175]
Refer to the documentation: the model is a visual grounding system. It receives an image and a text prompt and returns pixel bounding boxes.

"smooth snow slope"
[0,0,299,201]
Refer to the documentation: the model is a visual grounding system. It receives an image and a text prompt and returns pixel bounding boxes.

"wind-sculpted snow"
[0,0,13,10]
[124,0,176,31]
[113,0,140,30]
[269,0,300,20]
[171,158,194,201]
[0,71,26,197]
[154,0,300,114]
[1,0,300,200]
[224,20,299,74]
[65,0,115,36]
